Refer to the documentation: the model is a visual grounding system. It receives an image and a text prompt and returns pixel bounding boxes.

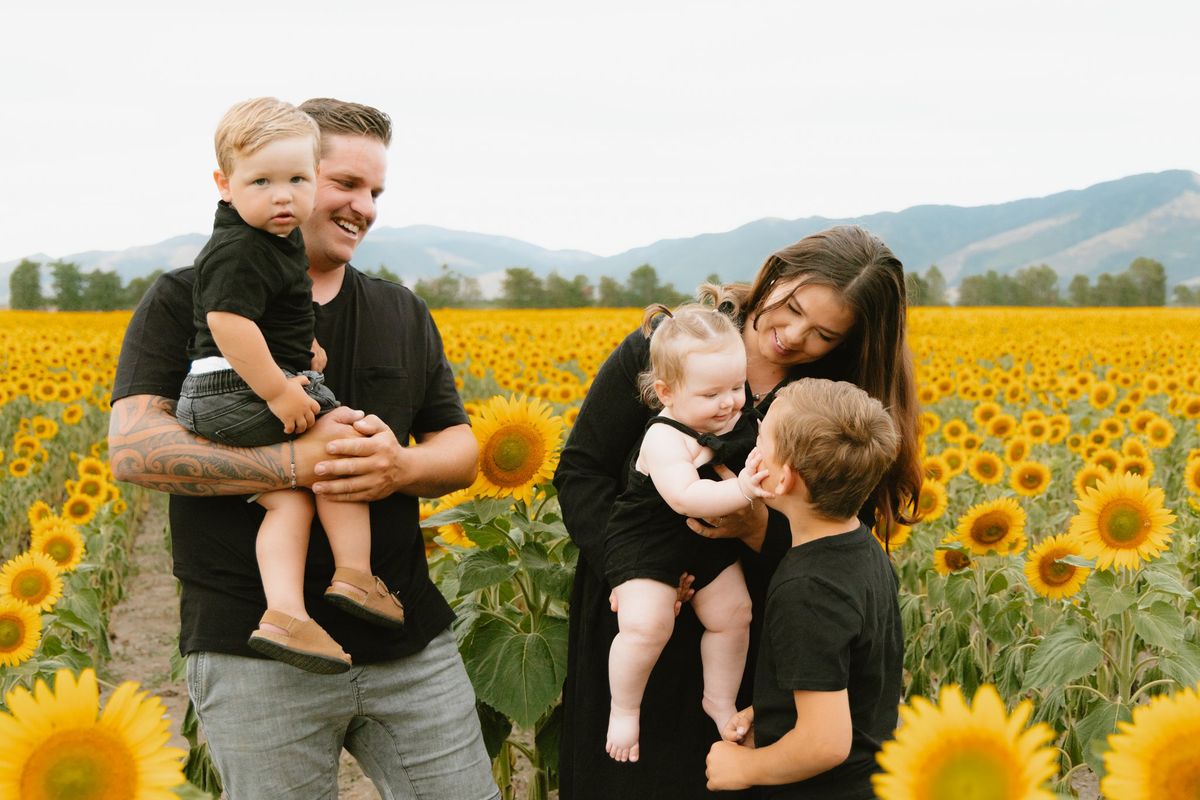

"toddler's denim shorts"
[177,368,339,447]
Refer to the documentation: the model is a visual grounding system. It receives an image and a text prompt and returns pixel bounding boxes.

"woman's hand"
[686,465,770,552]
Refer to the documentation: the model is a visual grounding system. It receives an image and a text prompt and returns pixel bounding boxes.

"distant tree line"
[907,257,1186,307]
[8,259,163,311]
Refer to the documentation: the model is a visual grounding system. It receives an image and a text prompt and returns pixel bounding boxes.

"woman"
[553,225,921,799]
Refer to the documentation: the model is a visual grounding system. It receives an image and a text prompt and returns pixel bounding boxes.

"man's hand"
[311,413,407,502]
[706,740,752,791]
[266,375,320,434]
[687,465,770,552]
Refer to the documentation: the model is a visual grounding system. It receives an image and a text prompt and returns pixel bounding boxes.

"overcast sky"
[1,0,1197,262]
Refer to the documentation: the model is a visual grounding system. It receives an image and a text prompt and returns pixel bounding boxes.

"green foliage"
[81,269,125,311]
[50,260,86,311]
[412,264,485,308]
[957,264,1061,306]
[9,258,45,309]
[908,265,948,306]
[1173,283,1200,306]
[1067,256,1168,307]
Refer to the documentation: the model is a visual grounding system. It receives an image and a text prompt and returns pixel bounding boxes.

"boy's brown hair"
[767,378,900,520]
[214,97,320,177]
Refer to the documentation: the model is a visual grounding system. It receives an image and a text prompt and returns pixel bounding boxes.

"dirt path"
[105,498,380,799]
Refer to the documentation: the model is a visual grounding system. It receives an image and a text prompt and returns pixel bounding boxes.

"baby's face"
[218,135,317,236]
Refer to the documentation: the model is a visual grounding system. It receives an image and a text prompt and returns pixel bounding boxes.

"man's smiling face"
[301,133,387,272]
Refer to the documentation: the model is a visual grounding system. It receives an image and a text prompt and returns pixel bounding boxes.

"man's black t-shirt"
[752,523,902,799]
[112,265,464,661]
[188,201,315,372]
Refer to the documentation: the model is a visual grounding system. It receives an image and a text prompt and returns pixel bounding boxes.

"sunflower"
[873,517,912,550]
[8,457,34,479]
[922,455,950,484]
[0,596,43,667]
[0,551,64,612]
[468,394,565,503]
[0,667,186,799]
[942,419,968,444]
[1089,448,1122,474]
[966,452,1004,485]
[27,500,56,529]
[1070,472,1175,571]
[1089,382,1116,409]
[940,448,965,476]
[1073,463,1111,497]
[933,545,974,575]
[915,480,949,523]
[61,404,85,426]
[1010,461,1051,497]
[972,401,1001,427]
[1066,433,1085,453]
[76,456,108,477]
[31,416,59,439]
[1144,417,1175,449]
[31,519,87,572]
[874,684,1056,800]
[954,497,1027,556]
[985,414,1017,439]
[959,433,983,452]
[920,411,942,437]
[1003,436,1031,465]
[1101,684,1200,800]
[1118,455,1153,481]
[1186,459,1200,496]
[1024,533,1090,600]
[61,494,99,526]
[1121,437,1148,458]
[1023,418,1050,443]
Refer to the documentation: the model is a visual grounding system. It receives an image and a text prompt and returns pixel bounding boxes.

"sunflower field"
[3,305,1200,798]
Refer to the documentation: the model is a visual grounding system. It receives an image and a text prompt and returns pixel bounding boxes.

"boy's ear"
[774,463,797,497]
[213,170,233,203]
[654,379,673,409]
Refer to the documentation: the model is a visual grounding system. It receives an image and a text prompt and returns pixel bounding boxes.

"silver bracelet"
[288,439,298,490]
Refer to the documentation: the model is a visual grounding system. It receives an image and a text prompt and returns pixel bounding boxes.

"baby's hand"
[268,375,320,434]
[721,707,755,744]
[737,448,774,503]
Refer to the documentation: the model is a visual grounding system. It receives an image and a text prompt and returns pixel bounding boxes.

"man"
[109,98,500,800]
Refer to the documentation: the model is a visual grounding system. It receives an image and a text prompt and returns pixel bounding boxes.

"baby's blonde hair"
[637,303,743,409]
[214,97,320,177]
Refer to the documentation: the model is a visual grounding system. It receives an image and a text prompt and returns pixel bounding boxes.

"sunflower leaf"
[519,541,574,602]
[1073,698,1129,778]
[1057,554,1095,568]
[1022,622,1103,691]
[457,546,519,593]
[1086,571,1136,619]
[421,505,475,527]
[462,613,568,728]
[1140,567,1193,601]
[1132,601,1184,651]
[1157,640,1200,688]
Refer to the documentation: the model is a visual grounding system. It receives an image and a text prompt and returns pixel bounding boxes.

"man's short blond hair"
[214,97,320,176]
[767,378,900,520]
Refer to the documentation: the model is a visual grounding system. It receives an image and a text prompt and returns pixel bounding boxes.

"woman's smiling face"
[747,280,857,368]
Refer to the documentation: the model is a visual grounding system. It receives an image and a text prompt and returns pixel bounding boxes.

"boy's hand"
[706,740,751,791]
[310,339,327,373]
[722,706,755,744]
[267,375,320,434]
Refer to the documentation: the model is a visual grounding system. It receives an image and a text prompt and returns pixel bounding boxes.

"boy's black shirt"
[752,523,902,799]
[188,201,315,372]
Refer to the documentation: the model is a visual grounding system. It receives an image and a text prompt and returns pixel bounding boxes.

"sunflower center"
[1020,470,1041,488]
[20,728,136,800]
[919,492,935,512]
[927,749,1011,800]
[14,570,50,604]
[945,550,971,571]
[0,617,24,650]
[1039,553,1076,586]
[46,539,75,564]
[977,461,996,478]
[1098,501,1149,545]
[971,511,1010,544]
[480,425,546,489]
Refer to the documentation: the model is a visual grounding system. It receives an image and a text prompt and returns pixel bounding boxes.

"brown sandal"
[324,567,406,628]
[247,610,352,674]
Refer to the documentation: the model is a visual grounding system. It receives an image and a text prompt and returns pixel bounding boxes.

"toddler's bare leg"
[315,496,372,594]
[606,578,678,763]
[255,489,316,633]
[691,562,752,734]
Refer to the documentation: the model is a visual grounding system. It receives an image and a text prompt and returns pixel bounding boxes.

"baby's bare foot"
[605,706,641,763]
[702,697,738,734]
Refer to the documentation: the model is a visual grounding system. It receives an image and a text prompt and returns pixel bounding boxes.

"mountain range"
[3,170,1199,304]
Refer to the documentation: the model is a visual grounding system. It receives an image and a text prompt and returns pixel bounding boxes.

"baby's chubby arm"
[207,311,319,434]
[641,424,772,519]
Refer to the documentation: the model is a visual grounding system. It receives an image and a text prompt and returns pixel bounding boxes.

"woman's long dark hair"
[699,225,921,533]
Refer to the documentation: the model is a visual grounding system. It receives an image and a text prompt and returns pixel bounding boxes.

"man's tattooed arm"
[107,394,288,496]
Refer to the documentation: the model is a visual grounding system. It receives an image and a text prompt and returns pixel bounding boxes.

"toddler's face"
[217,135,317,237]
[663,344,746,434]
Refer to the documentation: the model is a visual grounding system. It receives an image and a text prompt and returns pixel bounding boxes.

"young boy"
[175,97,404,674]
[704,378,904,799]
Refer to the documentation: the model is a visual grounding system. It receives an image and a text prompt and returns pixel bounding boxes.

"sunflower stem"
[1130,678,1175,703]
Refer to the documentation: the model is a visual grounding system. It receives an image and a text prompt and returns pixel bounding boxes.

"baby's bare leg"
[255,489,316,629]
[691,562,752,734]
[606,578,678,763]
[315,496,372,594]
